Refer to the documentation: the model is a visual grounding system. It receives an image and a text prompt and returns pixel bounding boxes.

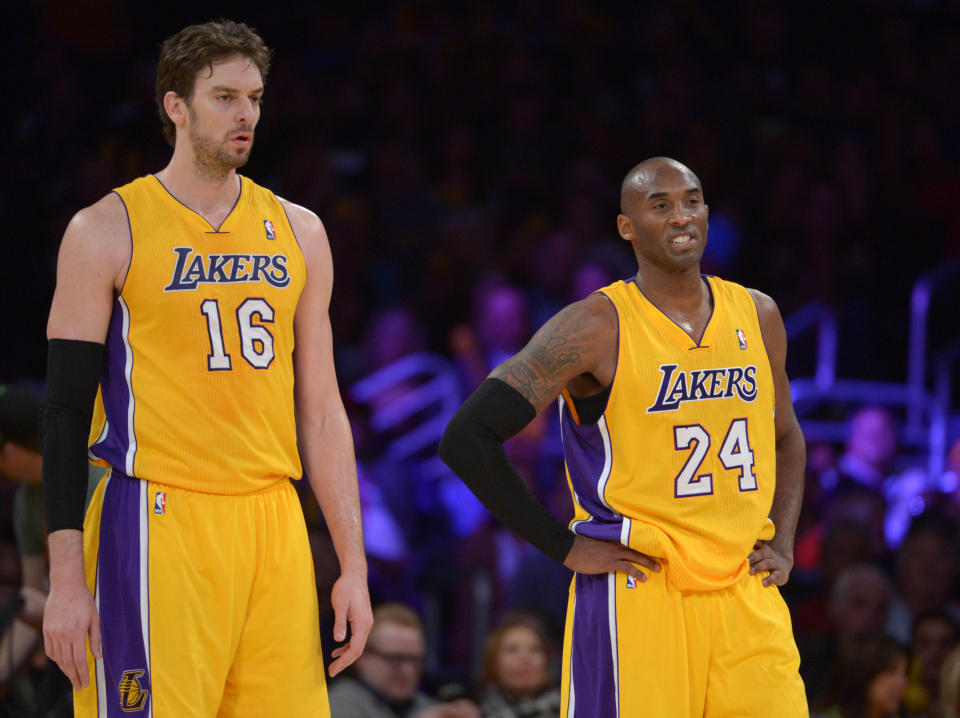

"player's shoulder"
[708,275,780,318]
[743,286,781,323]
[541,292,619,355]
[70,192,129,233]
[276,196,326,244]
[740,286,788,356]
[62,192,131,259]
[575,290,620,333]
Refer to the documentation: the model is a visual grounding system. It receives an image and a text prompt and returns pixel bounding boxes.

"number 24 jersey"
[560,276,777,592]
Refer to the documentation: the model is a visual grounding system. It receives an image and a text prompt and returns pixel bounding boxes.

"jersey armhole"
[111,190,134,296]
[564,289,620,425]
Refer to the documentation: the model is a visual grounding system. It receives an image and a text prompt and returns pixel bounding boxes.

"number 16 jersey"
[88,175,306,494]
[561,276,776,592]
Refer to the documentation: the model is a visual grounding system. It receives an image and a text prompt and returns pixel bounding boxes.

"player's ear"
[617,214,635,242]
[164,91,187,129]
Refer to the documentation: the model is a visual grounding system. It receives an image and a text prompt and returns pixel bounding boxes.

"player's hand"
[327,570,373,678]
[43,578,101,691]
[562,534,661,582]
[748,540,793,587]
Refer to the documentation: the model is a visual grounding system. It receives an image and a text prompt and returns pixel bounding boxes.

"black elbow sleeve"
[439,378,575,563]
[42,339,104,533]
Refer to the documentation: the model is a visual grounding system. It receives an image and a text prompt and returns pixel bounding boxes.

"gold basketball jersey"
[88,175,305,494]
[560,276,776,591]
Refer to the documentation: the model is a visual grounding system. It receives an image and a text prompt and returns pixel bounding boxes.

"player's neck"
[634,263,706,312]
[155,150,241,225]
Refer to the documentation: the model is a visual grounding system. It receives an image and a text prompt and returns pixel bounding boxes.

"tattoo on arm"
[491,304,600,408]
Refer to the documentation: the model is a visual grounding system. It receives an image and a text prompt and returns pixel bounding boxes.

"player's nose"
[235,98,258,124]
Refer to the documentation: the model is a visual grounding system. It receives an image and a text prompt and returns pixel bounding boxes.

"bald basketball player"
[440,158,808,717]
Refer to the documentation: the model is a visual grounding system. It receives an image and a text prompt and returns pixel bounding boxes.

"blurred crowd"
[4,0,960,716]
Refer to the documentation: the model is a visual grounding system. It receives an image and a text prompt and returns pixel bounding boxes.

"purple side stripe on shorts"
[571,573,618,718]
[98,472,152,716]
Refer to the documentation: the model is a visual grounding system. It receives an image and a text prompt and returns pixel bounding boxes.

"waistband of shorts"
[104,467,293,497]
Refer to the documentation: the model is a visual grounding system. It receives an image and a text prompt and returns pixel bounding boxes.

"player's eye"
[216,95,231,102]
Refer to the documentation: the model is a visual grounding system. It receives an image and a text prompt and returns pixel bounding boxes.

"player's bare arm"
[43,193,130,690]
[489,293,617,412]
[285,199,372,677]
[746,288,806,587]
[442,294,660,581]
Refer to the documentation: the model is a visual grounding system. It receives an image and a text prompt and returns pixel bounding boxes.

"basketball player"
[41,20,371,717]
[439,157,808,717]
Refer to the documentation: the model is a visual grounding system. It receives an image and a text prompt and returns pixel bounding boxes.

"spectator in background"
[810,465,890,567]
[887,513,960,644]
[903,610,959,717]
[329,602,480,718]
[813,632,908,718]
[790,485,888,640]
[939,645,960,718]
[0,383,105,714]
[825,405,939,550]
[450,279,532,391]
[825,406,897,496]
[0,384,49,703]
[477,616,560,718]
[800,563,894,707]
[569,261,615,303]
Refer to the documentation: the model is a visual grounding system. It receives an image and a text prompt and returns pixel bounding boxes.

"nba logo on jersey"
[736,328,748,350]
[626,575,638,589]
[264,219,277,240]
[154,492,166,515]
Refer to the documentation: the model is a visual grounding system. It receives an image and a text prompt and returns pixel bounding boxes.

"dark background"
[5,0,960,385]
[3,0,960,714]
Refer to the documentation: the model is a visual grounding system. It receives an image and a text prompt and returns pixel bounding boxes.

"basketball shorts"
[560,565,808,718]
[74,469,329,717]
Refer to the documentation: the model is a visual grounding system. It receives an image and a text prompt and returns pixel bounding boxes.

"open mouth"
[230,133,252,146]
[669,233,695,248]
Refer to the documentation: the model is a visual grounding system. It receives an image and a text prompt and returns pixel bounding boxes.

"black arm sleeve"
[438,378,575,563]
[42,339,104,533]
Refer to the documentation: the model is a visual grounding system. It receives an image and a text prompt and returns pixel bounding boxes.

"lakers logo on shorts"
[119,669,149,712]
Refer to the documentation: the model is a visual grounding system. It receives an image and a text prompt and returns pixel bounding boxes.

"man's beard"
[189,120,251,181]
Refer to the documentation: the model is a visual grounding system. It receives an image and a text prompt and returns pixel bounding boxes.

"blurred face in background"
[847,407,897,474]
[866,654,908,717]
[494,625,549,699]
[898,531,957,613]
[830,565,892,643]
[355,621,426,703]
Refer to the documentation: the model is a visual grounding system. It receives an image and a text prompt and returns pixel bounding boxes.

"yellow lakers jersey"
[560,276,776,591]
[88,175,305,494]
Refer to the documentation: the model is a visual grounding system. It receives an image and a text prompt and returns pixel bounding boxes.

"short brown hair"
[155,19,271,146]
[372,603,423,632]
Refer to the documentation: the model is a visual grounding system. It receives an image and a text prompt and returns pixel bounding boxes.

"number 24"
[673,419,757,497]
